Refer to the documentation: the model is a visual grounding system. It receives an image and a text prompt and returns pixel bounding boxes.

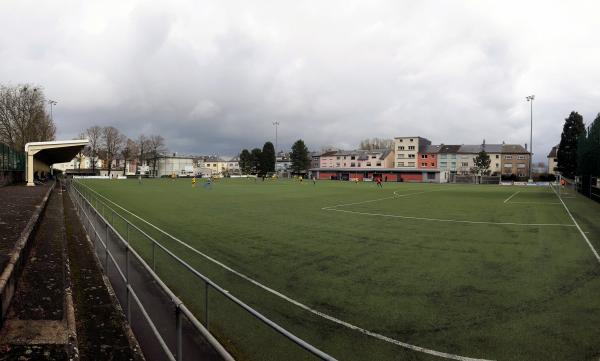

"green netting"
[0,142,26,171]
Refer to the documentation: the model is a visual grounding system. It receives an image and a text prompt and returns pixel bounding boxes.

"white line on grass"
[503,191,520,203]
[323,208,576,227]
[322,190,434,209]
[508,201,561,205]
[79,183,493,361]
[551,186,600,263]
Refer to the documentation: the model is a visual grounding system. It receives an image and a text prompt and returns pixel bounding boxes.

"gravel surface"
[0,183,51,271]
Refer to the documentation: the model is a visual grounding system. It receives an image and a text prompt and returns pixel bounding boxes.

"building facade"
[394,137,431,169]
[547,145,559,175]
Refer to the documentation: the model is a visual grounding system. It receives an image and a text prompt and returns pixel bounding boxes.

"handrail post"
[105,221,109,271]
[205,282,209,329]
[176,305,183,361]
[152,242,156,270]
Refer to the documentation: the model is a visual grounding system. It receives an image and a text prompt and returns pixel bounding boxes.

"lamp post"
[526,95,535,182]
[273,121,279,173]
[48,100,57,121]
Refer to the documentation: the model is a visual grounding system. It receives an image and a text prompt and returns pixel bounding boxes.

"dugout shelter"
[25,139,89,186]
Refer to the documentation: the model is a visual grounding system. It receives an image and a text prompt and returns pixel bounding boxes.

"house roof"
[419,145,441,154]
[458,144,504,153]
[319,149,392,160]
[438,145,461,153]
[547,145,559,158]
[501,144,529,154]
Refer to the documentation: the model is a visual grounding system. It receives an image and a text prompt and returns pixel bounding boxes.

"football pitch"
[76,178,600,361]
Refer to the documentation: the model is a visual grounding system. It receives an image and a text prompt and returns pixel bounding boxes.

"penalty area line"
[77,183,492,361]
[503,191,520,203]
[323,208,576,227]
[551,185,600,264]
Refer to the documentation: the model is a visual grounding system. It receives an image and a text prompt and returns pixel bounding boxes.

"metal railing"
[68,180,336,361]
[0,142,25,171]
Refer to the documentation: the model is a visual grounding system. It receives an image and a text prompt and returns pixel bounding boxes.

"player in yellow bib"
[192,176,196,187]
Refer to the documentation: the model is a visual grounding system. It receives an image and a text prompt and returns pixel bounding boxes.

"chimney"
[525,143,528,151]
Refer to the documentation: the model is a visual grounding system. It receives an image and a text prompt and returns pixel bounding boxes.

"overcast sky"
[1,1,599,160]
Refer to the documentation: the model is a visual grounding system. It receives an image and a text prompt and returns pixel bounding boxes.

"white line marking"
[78,182,493,361]
[551,186,600,263]
[323,208,575,227]
[323,190,433,209]
[503,191,520,203]
[508,201,561,205]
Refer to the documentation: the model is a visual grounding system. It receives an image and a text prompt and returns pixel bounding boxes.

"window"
[350,162,355,167]
[421,162,427,167]
[421,154,427,159]
[344,156,347,160]
[518,172,525,177]
[408,146,415,150]
[431,163,435,167]
[358,163,361,167]
[343,163,346,167]
[495,154,499,159]
[399,146,405,150]
[440,154,447,159]
[371,155,377,159]
[351,156,356,160]
[397,154,404,159]
[462,162,468,167]
[376,162,381,166]
[336,156,340,160]
[409,154,415,158]
[504,163,512,168]
[399,139,403,142]
[441,161,447,167]
[408,162,415,166]
[336,163,340,167]
[397,162,404,167]
[517,163,526,168]
[517,155,525,160]
[410,138,414,142]
[495,163,499,168]
[505,155,512,160]
[366,162,371,167]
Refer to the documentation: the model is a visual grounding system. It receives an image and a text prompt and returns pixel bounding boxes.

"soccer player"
[192,176,196,188]
[376,177,383,188]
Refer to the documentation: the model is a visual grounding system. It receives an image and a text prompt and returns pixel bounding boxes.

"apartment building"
[394,137,431,169]
[500,144,530,178]
[455,144,503,175]
[418,145,440,170]
[319,149,394,169]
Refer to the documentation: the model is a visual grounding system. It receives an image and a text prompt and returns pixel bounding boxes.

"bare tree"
[0,84,56,150]
[358,138,394,150]
[75,132,86,173]
[148,135,166,177]
[136,134,150,171]
[121,138,138,176]
[102,126,125,177]
[85,125,102,173]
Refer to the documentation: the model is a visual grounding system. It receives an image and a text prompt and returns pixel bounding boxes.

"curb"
[0,182,54,327]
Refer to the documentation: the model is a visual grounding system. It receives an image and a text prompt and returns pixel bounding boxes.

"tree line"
[238,139,311,176]
[79,126,166,176]
[0,84,56,150]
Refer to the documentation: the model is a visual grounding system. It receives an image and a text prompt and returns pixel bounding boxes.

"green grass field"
[76,178,600,361]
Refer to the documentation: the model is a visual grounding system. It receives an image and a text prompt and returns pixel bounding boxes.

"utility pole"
[526,95,535,182]
[48,100,57,121]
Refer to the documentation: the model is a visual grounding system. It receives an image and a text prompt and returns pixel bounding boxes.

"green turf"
[74,178,600,361]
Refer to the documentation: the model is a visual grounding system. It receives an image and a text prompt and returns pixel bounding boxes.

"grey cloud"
[1,1,599,161]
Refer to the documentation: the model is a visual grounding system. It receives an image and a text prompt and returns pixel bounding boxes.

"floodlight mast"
[48,100,57,121]
[526,95,535,182]
[273,121,280,169]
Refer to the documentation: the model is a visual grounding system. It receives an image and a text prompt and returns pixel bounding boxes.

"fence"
[0,142,25,171]
[67,180,336,361]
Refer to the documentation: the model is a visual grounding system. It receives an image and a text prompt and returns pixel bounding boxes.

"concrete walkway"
[0,184,144,360]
